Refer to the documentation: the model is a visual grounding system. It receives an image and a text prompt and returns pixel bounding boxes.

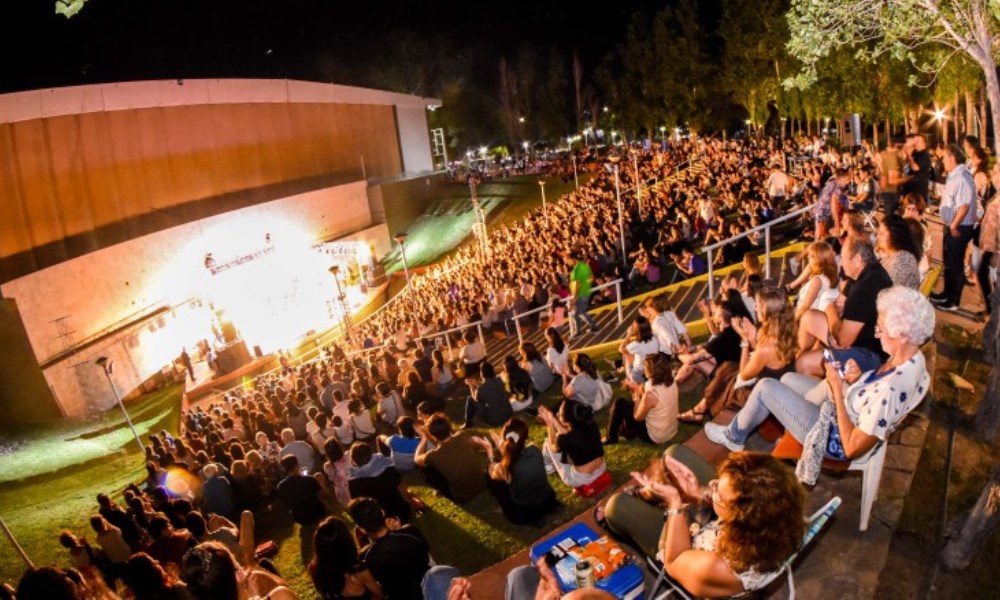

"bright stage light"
[933,108,946,121]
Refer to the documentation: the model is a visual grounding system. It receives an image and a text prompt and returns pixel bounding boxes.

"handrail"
[510,278,624,346]
[704,202,816,298]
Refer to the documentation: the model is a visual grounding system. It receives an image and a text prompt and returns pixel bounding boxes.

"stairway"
[480,248,801,365]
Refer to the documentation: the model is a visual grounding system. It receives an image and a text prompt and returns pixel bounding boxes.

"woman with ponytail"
[472,418,559,525]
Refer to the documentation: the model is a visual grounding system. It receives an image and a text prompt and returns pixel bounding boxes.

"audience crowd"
[10,126,982,600]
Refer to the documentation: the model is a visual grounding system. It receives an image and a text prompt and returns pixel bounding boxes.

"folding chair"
[647,496,842,599]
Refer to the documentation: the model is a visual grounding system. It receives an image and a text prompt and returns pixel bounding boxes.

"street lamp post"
[630,149,642,214]
[538,180,548,222]
[393,232,412,294]
[328,265,352,339]
[570,154,579,190]
[659,126,666,148]
[95,357,145,454]
[607,155,627,269]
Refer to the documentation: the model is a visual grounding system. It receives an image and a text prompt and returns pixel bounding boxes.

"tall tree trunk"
[979,85,988,142]
[873,122,879,150]
[955,92,961,141]
[966,91,975,138]
[973,288,1000,440]
[983,59,1000,157]
[942,467,1000,570]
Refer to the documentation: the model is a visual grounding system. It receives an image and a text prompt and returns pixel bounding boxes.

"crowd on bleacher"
[14,128,1000,600]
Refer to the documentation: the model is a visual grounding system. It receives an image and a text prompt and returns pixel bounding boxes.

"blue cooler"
[528,522,644,600]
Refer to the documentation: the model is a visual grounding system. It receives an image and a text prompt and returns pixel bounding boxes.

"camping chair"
[647,496,842,600]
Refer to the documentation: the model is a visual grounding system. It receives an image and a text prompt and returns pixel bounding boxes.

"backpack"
[594,377,613,411]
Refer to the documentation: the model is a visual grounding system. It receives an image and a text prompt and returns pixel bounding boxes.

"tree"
[786,0,1000,155]
[55,0,88,18]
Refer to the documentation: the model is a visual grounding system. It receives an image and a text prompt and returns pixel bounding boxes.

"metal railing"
[702,202,816,298]
[510,278,624,347]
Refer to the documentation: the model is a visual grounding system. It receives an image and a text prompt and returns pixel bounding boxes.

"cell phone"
[822,349,845,377]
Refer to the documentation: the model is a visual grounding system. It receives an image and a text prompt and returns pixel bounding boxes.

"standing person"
[766,161,789,207]
[932,144,978,312]
[567,247,600,335]
[902,133,932,204]
[878,137,905,216]
[180,348,195,381]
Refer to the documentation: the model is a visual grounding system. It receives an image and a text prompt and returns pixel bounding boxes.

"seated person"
[376,416,420,473]
[348,497,431,600]
[641,294,690,358]
[679,287,797,424]
[414,414,488,503]
[459,329,487,379]
[278,427,316,473]
[519,342,556,396]
[560,353,602,410]
[616,316,660,384]
[796,237,893,377]
[603,353,678,445]
[347,443,412,524]
[603,452,805,598]
[707,286,933,461]
[472,418,560,525]
[675,298,741,385]
[276,455,328,527]
[538,400,606,489]
[503,355,537,413]
[463,361,513,428]
[403,371,445,414]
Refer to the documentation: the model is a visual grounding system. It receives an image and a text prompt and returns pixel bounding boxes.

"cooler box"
[529,522,644,599]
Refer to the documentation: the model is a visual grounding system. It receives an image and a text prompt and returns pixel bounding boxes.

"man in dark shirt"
[349,497,431,600]
[462,361,513,428]
[412,347,434,383]
[275,455,327,526]
[902,133,932,204]
[415,414,488,503]
[796,236,892,376]
[675,298,741,385]
[347,443,412,523]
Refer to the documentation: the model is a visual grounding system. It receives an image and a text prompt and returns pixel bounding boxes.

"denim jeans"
[422,565,461,600]
[725,377,822,444]
[573,294,598,329]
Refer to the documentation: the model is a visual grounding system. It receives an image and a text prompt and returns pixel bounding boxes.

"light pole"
[95,357,145,454]
[570,154,579,190]
[522,141,529,168]
[538,180,548,222]
[393,232,412,293]
[630,148,642,214]
[607,155,627,269]
[328,265,352,339]
[659,126,666,148]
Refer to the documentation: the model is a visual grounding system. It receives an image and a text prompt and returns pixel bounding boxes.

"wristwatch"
[664,506,684,517]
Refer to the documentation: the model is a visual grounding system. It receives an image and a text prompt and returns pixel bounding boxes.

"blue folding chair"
[648,496,842,599]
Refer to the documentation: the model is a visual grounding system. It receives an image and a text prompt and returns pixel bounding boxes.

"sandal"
[678,408,708,424]
[593,503,609,530]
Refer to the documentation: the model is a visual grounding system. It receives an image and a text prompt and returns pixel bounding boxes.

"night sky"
[3,0,685,96]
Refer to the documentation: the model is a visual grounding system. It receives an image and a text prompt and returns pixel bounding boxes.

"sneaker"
[937,302,960,312]
[704,422,745,452]
[590,325,601,334]
[929,293,948,304]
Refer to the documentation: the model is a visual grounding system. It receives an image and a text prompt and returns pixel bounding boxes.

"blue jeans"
[573,294,598,329]
[830,347,882,375]
[726,376,824,444]
[422,565,461,600]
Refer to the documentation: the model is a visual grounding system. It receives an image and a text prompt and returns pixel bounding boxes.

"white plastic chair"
[847,440,886,532]
[648,496,842,599]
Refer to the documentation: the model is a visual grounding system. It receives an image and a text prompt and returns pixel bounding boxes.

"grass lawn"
[0,383,184,585]
[383,174,595,273]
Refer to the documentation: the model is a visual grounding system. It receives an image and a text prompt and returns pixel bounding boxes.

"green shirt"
[571,260,593,298]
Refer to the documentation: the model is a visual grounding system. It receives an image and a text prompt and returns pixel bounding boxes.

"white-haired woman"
[707,286,933,460]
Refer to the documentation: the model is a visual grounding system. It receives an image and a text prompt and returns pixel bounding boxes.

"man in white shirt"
[765,162,789,206]
[931,144,978,311]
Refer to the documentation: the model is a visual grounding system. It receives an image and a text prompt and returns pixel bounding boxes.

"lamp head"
[329,265,341,275]
[95,356,113,373]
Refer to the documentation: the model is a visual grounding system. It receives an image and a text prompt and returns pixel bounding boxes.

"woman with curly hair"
[680,287,797,424]
[603,452,806,597]
[181,541,296,600]
[309,517,383,600]
[876,214,921,289]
